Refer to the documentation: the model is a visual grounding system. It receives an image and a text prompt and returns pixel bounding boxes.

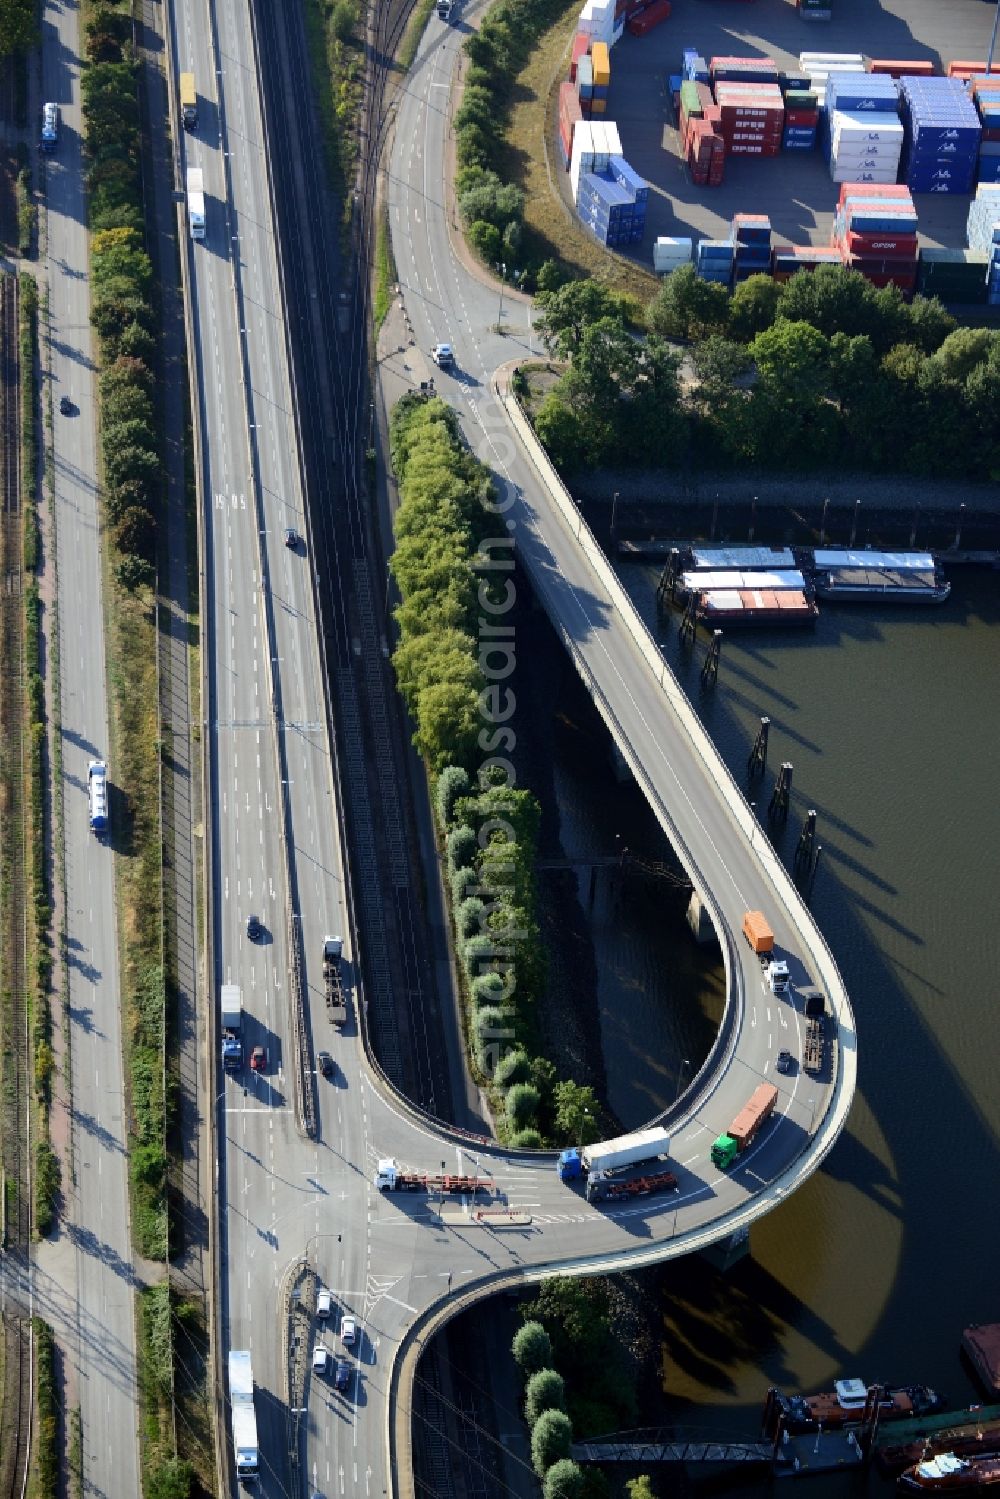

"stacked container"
[570,32,590,84]
[558,81,584,169]
[570,121,597,202]
[577,55,594,115]
[972,77,1000,184]
[591,41,610,114]
[625,0,670,37]
[832,182,919,291]
[710,56,779,87]
[771,244,841,280]
[966,182,1000,304]
[680,78,724,184]
[576,153,648,245]
[797,0,833,21]
[732,214,771,282]
[695,239,734,285]
[916,247,989,305]
[799,52,864,110]
[783,86,819,151]
[653,236,693,274]
[682,50,711,86]
[898,76,982,195]
[824,75,904,186]
[577,0,616,47]
[869,59,936,80]
[946,61,987,83]
[714,80,785,156]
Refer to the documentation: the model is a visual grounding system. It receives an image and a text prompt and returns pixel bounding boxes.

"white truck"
[221,983,243,1070]
[557,1125,671,1183]
[228,1350,259,1483]
[186,166,206,239]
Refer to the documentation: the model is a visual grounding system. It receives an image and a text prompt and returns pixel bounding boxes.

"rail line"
[248,0,448,1117]
[0,270,34,1499]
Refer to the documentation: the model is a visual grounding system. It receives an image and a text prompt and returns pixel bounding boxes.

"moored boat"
[899,1451,1000,1490]
[770,1378,946,1434]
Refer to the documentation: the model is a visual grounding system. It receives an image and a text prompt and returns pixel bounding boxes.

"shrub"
[505,1081,540,1132]
[455,896,485,941]
[436,764,470,827]
[450,865,477,905]
[446,823,478,872]
[512,1320,551,1377]
[526,1368,566,1424]
[510,1127,543,1148]
[532,1409,573,1476]
[544,1460,586,1499]
[494,1046,530,1088]
[467,219,502,266]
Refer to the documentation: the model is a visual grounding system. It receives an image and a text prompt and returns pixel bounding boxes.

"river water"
[542,558,1000,1471]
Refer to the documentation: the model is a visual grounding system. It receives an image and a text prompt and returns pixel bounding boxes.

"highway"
[168,4,856,1499]
[29,0,141,1495]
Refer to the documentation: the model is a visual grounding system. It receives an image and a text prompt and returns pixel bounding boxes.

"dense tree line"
[81,6,160,590]
[0,0,36,55]
[390,395,603,1145]
[454,0,576,289]
[529,264,1000,480]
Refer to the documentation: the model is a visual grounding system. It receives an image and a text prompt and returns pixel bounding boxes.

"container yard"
[549,0,1000,281]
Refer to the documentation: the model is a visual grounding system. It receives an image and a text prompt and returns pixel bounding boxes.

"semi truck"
[586,1163,678,1204]
[221,983,243,1070]
[436,0,453,17]
[186,166,206,239]
[803,1017,824,1075]
[711,1082,778,1170]
[88,760,110,835]
[743,910,790,995]
[324,936,347,1028]
[228,1350,259,1483]
[557,1126,671,1184]
[179,72,198,129]
[374,1158,491,1194]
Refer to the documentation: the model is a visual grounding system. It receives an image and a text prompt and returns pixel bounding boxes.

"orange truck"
[711,1083,778,1170]
[743,910,774,954]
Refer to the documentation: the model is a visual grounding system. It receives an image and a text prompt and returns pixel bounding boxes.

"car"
[250,1045,266,1073]
[340,1314,357,1348]
[317,1288,332,1319]
[776,1049,794,1075]
[334,1358,351,1392]
[431,342,453,368]
[317,1051,334,1078]
[59,395,73,415]
[284,527,300,549]
[312,1344,330,1375]
[246,914,261,940]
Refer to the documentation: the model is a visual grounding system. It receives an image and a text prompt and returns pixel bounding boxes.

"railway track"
[249,0,450,1116]
[0,270,34,1499]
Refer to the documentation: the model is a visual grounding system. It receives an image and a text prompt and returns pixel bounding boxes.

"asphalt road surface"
[34,0,139,1494]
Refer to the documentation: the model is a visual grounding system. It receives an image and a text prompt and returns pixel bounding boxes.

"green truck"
[711,1082,778,1170]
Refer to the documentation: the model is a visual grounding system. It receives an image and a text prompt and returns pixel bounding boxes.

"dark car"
[334,1358,351,1392]
[250,1045,266,1073]
[59,395,73,415]
[246,914,261,940]
[776,1049,794,1075]
[317,1051,334,1078]
[284,527,300,549]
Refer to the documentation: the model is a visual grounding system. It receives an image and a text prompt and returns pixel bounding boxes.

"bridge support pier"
[686,890,715,945]
[700,1225,750,1273]
[609,742,633,786]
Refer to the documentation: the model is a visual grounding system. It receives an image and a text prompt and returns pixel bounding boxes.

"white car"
[431,343,453,368]
[317,1288,332,1320]
[340,1314,357,1348]
[312,1344,330,1374]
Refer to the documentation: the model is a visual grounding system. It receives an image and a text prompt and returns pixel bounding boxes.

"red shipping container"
[559,81,583,126]
[785,108,819,127]
[570,33,590,81]
[869,59,936,79]
[838,182,912,205]
[947,60,986,80]
[559,119,573,165]
[845,229,918,257]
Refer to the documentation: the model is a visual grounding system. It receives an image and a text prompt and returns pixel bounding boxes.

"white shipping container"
[832,167,900,183]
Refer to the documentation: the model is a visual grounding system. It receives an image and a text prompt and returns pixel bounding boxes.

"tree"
[531,1409,573,1476]
[536,259,568,294]
[905,294,956,355]
[930,326,996,383]
[626,1477,657,1499]
[114,505,157,562]
[146,1459,196,1499]
[446,823,477,872]
[535,279,630,358]
[0,0,37,54]
[455,896,486,940]
[552,1080,599,1145]
[494,1047,530,1087]
[511,1127,543,1148]
[647,263,729,340]
[750,319,830,405]
[512,1320,551,1377]
[467,219,502,265]
[81,62,140,154]
[525,1368,566,1425]
[728,274,781,341]
[505,1081,540,1131]
[690,335,751,392]
[544,1461,587,1499]
[533,394,590,473]
[414,679,480,769]
[436,764,470,827]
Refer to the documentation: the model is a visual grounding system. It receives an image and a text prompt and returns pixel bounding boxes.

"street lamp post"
[611,489,620,543]
[497,262,507,329]
[675,1057,690,1101]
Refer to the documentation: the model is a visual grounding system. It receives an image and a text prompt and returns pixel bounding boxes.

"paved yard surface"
[602,0,1000,260]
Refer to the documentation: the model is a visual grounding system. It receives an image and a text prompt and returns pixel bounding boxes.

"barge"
[899,1450,1000,1490]
[764,1380,946,1437]
[962,1324,1000,1396]
[808,549,951,604]
[679,569,817,628]
[876,1405,1000,1477]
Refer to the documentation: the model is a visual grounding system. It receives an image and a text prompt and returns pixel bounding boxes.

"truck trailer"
[228,1350,259,1483]
[88,760,110,835]
[743,910,790,994]
[586,1164,678,1204]
[557,1126,671,1183]
[711,1083,778,1170]
[323,936,347,1028]
[221,983,243,1070]
[179,72,198,129]
[374,1158,491,1194]
[186,166,205,239]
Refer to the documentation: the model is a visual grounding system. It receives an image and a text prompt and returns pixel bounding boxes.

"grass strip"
[373,202,396,332]
[137,1285,195,1499]
[397,0,435,74]
[302,0,365,241]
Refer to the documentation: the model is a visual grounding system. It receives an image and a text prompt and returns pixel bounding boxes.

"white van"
[41,103,59,153]
[316,1288,332,1319]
